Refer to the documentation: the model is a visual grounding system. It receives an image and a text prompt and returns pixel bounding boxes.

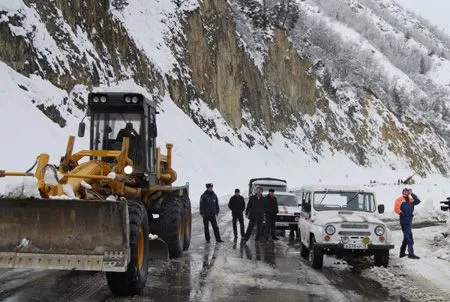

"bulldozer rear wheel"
[160,195,185,258]
[183,197,192,251]
[106,200,149,296]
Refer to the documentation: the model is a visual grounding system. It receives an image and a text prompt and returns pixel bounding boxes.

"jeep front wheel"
[309,237,324,269]
[374,250,389,268]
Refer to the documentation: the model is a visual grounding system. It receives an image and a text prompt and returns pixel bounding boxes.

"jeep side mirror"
[377,204,385,214]
[78,122,86,137]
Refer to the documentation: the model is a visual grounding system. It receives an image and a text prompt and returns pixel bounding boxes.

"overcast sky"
[395,0,450,35]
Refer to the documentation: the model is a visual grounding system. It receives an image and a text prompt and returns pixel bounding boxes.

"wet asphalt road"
[0,208,410,302]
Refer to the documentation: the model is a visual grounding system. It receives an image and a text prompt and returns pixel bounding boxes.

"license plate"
[276,222,289,226]
[344,243,368,250]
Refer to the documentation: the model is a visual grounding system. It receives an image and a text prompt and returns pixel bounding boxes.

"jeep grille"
[341,224,369,229]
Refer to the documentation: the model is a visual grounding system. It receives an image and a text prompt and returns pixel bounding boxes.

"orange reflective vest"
[394,196,413,215]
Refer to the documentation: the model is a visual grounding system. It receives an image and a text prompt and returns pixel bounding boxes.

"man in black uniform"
[243,186,265,244]
[200,183,224,243]
[228,188,246,242]
[265,189,279,241]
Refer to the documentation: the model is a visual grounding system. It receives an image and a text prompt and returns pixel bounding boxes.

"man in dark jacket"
[243,186,265,244]
[228,188,246,241]
[264,189,279,241]
[200,183,223,243]
[394,188,421,259]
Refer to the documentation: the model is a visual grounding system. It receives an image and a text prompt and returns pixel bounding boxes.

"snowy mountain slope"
[0,0,449,203]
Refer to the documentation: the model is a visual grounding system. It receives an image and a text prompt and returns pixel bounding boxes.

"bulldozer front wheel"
[160,195,185,258]
[183,196,192,251]
[106,200,149,296]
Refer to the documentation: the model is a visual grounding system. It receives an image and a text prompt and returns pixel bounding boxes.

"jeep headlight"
[325,224,336,235]
[375,226,385,236]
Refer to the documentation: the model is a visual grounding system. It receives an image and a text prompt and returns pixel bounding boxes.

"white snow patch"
[80,180,92,190]
[107,172,116,180]
[106,195,117,201]
[62,184,76,198]
[2,177,40,199]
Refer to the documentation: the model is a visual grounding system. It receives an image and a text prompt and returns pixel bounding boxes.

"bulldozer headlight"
[124,165,134,175]
[100,96,107,103]
[124,96,132,104]
[93,96,100,103]
[131,96,139,104]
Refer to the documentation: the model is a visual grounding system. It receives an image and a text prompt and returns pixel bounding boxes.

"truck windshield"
[91,112,144,171]
[313,191,376,212]
[252,184,287,194]
[276,195,298,207]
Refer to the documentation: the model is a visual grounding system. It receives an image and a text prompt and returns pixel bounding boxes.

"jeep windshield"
[276,195,298,207]
[313,191,376,212]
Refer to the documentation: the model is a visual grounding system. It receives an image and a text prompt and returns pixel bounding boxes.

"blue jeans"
[400,222,414,255]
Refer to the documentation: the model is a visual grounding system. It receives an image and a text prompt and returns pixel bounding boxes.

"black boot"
[408,254,420,259]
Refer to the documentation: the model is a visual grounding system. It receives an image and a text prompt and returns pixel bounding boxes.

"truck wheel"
[309,237,324,269]
[299,232,310,258]
[374,250,389,268]
[160,195,185,258]
[183,196,192,251]
[106,200,149,296]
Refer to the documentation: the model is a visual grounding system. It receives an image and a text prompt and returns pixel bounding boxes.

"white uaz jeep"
[295,185,394,269]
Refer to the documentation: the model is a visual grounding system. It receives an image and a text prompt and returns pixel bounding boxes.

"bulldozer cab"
[85,93,158,182]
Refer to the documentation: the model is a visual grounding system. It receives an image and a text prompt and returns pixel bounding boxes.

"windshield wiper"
[347,191,360,204]
[319,189,329,205]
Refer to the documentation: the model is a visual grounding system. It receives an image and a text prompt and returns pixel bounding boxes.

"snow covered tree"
[111,0,128,10]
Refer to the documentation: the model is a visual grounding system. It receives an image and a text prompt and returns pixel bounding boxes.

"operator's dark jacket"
[400,193,421,225]
[245,195,265,220]
[200,190,220,217]
[264,195,279,216]
[228,195,246,215]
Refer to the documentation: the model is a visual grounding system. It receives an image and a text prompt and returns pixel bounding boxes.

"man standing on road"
[228,188,246,242]
[264,189,279,241]
[243,186,265,244]
[394,188,421,259]
[200,183,224,243]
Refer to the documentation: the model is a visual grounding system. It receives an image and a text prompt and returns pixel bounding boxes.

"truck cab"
[248,178,287,196]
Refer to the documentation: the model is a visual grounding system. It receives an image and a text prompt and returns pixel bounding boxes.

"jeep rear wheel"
[309,237,324,269]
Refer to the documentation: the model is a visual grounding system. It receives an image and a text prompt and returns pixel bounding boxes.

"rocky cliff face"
[0,0,448,176]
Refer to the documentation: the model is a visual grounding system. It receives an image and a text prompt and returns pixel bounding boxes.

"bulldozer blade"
[148,237,169,261]
[0,198,130,272]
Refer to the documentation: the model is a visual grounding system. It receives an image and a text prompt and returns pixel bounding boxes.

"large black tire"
[106,200,149,296]
[374,250,389,268]
[183,197,192,251]
[309,236,324,269]
[160,195,185,258]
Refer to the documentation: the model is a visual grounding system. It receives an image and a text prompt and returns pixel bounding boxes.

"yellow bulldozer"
[0,92,192,296]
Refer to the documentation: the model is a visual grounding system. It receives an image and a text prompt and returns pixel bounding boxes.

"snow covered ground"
[362,221,450,300]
